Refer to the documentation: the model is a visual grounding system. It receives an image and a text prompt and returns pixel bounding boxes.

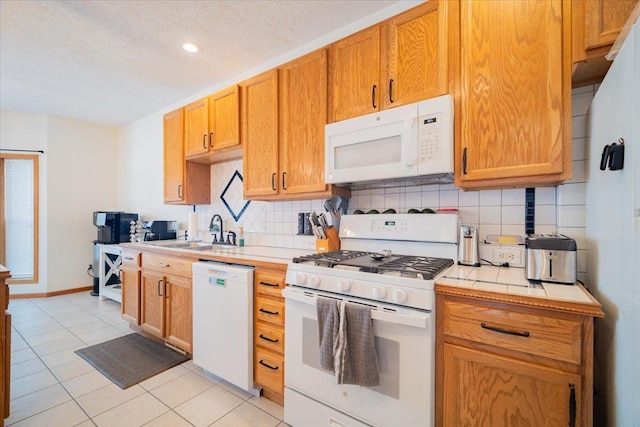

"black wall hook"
[599,138,625,171]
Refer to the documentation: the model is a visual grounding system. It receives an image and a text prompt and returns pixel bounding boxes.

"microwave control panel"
[417,112,442,163]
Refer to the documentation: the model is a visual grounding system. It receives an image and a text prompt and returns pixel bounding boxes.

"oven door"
[283,287,434,427]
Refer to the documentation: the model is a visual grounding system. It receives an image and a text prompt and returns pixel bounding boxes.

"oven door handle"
[283,288,430,329]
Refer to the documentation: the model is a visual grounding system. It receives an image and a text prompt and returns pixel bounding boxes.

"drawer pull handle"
[569,383,576,427]
[259,308,279,315]
[259,281,279,288]
[259,360,279,370]
[158,263,170,268]
[480,322,530,337]
[123,256,134,260]
[259,334,279,343]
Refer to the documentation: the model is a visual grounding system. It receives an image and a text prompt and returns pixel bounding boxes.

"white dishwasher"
[192,261,254,392]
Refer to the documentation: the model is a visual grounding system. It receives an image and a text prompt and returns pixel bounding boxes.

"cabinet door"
[120,266,140,325]
[443,343,581,427]
[140,271,165,339]
[184,97,210,158]
[242,69,279,197]
[163,108,185,203]
[454,0,571,189]
[165,274,192,353]
[279,49,329,195]
[585,0,638,51]
[328,26,380,122]
[209,85,241,151]
[381,0,447,109]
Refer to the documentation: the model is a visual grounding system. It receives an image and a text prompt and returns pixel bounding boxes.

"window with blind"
[0,153,39,283]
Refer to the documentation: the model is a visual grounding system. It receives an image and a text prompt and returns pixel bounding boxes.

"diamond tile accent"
[220,170,251,222]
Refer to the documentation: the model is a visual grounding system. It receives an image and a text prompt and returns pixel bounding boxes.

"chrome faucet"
[209,214,223,243]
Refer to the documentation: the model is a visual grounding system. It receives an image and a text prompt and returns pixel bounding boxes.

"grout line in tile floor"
[7,291,288,427]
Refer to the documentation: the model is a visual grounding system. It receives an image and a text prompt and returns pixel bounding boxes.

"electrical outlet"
[493,248,522,266]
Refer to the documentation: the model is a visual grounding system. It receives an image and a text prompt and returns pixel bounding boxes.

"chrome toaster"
[525,234,577,284]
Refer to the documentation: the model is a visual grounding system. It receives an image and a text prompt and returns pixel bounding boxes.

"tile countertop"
[437,265,604,317]
[123,240,313,266]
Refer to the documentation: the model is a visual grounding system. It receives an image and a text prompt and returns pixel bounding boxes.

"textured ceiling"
[0,0,403,127]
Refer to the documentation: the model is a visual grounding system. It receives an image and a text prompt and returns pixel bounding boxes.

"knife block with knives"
[309,211,340,253]
[316,226,340,253]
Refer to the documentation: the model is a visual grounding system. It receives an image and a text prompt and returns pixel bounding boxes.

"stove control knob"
[295,273,307,285]
[392,289,408,304]
[373,286,387,299]
[338,280,351,292]
[308,276,321,288]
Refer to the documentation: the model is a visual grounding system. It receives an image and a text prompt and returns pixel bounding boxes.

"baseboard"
[9,286,93,299]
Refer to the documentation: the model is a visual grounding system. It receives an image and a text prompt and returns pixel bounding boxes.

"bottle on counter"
[238,226,245,247]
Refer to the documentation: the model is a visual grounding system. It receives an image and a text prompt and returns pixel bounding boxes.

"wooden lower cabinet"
[1,265,11,423]
[140,254,193,353]
[443,343,581,426]
[120,249,141,325]
[436,290,603,427]
[253,267,286,405]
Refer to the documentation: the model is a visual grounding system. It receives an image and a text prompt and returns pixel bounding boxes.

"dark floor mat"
[75,333,189,389]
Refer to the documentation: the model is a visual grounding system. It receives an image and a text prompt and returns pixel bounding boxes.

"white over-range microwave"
[325,94,453,189]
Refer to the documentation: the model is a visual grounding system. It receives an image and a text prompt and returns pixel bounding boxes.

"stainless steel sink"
[162,242,214,250]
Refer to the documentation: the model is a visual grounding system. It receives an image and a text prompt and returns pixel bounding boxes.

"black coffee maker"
[93,211,138,244]
[91,211,138,296]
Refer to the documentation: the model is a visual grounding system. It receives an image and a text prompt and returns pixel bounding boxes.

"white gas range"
[283,213,459,427]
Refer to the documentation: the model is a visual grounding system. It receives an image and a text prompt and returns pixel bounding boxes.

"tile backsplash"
[196,85,595,282]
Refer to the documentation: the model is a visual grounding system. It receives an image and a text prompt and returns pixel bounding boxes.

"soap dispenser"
[238,227,245,247]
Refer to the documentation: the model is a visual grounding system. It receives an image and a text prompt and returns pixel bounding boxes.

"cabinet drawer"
[255,270,285,298]
[255,298,285,326]
[443,300,582,364]
[255,347,284,393]
[142,253,192,277]
[255,322,284,354]
[121,249,141,267]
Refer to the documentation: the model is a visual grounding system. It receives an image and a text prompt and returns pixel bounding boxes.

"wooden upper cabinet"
[329,1,447,122]
[209,85,240,151]
[329,26,381,122]
[242,69,280,198]
[242,55,351,201]
[585,0,638,50]
[184,85,242,163]
[381,0,448,109]
[576,0,639,58]
[280,49,330,195]
[572,0,638,84]
[164,108,185,203]
[453,0,572,190]
[164,108,210,205]
[184,98,209,158]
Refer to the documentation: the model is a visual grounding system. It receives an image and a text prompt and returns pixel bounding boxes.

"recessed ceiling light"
[182,43,200,53]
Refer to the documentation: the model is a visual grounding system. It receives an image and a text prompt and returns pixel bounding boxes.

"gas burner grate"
[294,251,454,280]
[292,250,374,268]
[379,256,454,280]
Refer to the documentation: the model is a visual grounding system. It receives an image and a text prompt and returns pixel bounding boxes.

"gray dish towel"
[335,301,380,387]
[316,296,339,371]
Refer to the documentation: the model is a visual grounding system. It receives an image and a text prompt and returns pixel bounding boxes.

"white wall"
[0,111,49,294]
[46,115,119,293]
[1,110,120,294]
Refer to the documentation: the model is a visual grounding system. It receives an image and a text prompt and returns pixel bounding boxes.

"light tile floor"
[7,291,289,427]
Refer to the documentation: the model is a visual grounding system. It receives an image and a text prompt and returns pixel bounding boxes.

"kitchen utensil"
[458,225,480,267]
